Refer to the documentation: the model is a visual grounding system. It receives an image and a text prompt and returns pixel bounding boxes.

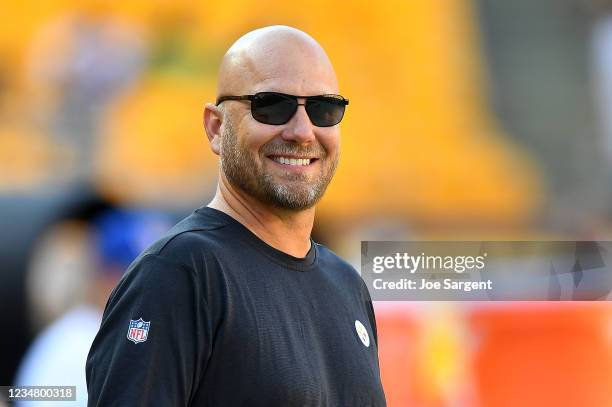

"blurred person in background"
[23,196,111,332]
[25,10,146,181]
[86,25,386,406]
[14,195,172,406]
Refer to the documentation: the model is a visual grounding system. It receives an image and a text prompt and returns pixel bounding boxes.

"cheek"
[238,121,277,155]
[318,130,341,156]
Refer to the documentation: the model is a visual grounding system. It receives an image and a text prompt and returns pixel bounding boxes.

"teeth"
[273,156,311,166]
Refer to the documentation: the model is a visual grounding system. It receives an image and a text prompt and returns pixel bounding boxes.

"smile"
[269,156,317,166]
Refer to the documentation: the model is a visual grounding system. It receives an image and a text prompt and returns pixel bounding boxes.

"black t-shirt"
[86,207,387,406]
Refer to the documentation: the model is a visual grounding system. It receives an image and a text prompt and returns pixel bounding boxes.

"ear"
[204,103,223,156]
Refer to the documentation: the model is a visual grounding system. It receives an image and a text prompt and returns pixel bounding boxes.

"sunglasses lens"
[306,97,346,127]
[251,93,297,125]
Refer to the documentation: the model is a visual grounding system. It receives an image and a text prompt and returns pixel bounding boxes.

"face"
[218,50,341,211]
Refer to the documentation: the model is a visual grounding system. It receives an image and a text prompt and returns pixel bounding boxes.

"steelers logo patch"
[354,320,370,347]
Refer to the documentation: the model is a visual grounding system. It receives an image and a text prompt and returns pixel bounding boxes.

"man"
[86,25,387,406]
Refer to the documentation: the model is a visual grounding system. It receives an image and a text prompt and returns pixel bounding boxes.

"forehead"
[228,39,339,96]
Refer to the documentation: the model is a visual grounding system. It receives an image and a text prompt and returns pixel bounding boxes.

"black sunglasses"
[216,92,349,127]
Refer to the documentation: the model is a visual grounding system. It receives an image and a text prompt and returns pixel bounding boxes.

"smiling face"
[213,27,341,210]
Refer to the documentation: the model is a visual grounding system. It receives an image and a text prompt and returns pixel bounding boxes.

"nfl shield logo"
[127,318,151,344]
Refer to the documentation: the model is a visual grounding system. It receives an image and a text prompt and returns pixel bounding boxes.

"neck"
[208,172,315,258]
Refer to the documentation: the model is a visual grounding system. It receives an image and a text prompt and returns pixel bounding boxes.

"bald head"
[217,26,338,98]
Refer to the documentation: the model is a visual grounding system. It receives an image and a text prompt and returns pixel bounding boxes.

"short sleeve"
[86,254,211,406]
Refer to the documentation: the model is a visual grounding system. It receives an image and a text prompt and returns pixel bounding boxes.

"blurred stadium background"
[2,0,612,406]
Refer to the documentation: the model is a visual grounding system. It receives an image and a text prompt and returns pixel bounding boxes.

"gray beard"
[220,117,337,210]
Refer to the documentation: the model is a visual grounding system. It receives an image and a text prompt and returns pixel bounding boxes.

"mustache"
[260,140,327,159]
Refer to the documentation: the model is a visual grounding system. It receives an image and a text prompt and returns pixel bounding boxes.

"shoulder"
[313,243,374,312]
[131,208,234,270]
[315,242,364,287]
[106,208,240,303]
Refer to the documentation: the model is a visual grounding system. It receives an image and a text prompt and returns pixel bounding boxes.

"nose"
[281,103,316,144]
